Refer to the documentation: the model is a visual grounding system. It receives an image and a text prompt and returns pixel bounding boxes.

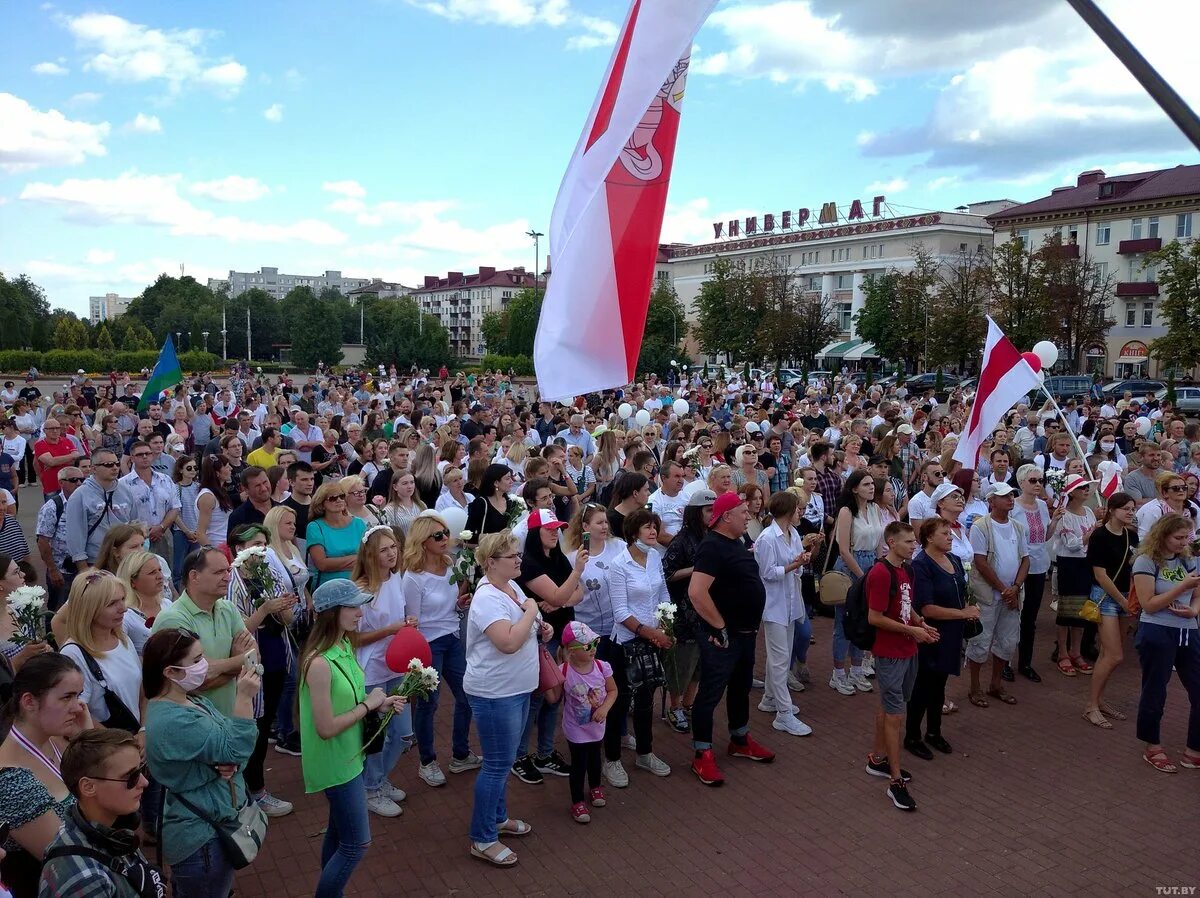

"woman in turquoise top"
[143,628,260,898]
[306,481,368,589]
[300,579,406,898]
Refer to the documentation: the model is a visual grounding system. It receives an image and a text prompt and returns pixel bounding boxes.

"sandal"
[986,688,1017,705]
[497,818,532,836]
[1099,702,1127,721]
[1057,657,1077,677]
[967,691,989,708]
[1070,655,1093,675]
[1082,709,1112,729]
[1180,754,1200,770]
[471,841,518,867]
[1144,749,1177,774]
[942,700,958,715]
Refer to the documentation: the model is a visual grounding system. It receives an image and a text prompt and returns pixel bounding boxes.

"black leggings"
[906,665,948,741]
[568,739,602,803]
[604,641,654,762]
[244,667,285,794]
[1017,572,1048,670]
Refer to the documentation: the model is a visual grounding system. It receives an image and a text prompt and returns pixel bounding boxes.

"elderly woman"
[731,445,769,494]
[1008,464,1057,683]
[464,530,549,867]
[1053,475,1097,677]
[1137,471,1199,542]
[435,466,475,516]
[307,481,369,589]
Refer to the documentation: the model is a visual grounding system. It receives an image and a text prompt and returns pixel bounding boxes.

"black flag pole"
[1065,0,1200,152]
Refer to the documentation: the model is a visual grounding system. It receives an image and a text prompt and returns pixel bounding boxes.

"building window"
[1178,213,1194,239]
[1095,261,1108,281]
[1149,216,1160,238]
[1096,223,1111,245]
[1131,218,1142,239]
[836,274,851,290]
[1016,229,1030,247]
[1125,303,1136,326]
[1142,302,1154,327]
[839,303,852,331]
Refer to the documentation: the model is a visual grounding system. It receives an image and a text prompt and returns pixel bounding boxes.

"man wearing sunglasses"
[36,465,86,610]
[40,729,164,898]
[65,448,135,572]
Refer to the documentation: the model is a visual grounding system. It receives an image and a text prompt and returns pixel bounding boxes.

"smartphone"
[242,649,258,669]
[582,532,591,551]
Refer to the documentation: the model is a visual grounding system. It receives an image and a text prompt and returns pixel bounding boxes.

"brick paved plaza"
[229,614,1197,897]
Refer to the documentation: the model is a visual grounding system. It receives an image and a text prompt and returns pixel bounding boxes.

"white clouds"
[405,0,615,50]
[322,180,367,198]
[189,176,271,202]
[263,103,283,123]
[0,93,109,173]
[126,113,162,133]
[85,249,115,264]
[659,197,760,245]
[865,178,907,194]
[566,16,617,50]
[63,13,247,93]
[68,92,103,106]
[32,61,68,76]
[20,171,346,245]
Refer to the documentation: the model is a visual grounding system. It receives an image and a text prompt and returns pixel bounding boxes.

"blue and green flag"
[138,335,183,411]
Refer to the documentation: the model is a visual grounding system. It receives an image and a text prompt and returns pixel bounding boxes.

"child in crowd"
[560,621,616,824]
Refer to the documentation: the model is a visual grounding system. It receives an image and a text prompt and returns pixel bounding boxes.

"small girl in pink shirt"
[560,621,617,824]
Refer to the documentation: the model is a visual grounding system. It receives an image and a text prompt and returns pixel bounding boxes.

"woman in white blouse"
[435,466,475,515]
[756,492,813,738]
[402,514,479,789]
[606,507,673,783]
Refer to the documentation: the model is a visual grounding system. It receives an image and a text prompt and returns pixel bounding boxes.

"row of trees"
[1147,239,1200,372]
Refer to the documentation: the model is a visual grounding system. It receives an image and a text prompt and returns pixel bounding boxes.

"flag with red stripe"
[953,317,1042,470]
[534,0,716,400]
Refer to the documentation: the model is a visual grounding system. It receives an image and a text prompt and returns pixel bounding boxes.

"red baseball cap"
[528,508,567,530]
[708,491,744,527]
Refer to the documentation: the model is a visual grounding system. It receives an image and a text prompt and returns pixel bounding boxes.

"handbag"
[950,556,984,640]
[818,534,851,606]
[331,659,383,756]
[171,792,267,870]
[69,644,141,733]
[623,637,665,692]
[538,645,564,703]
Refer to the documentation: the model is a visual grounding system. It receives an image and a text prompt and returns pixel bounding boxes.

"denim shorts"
[1091,584,1126,618]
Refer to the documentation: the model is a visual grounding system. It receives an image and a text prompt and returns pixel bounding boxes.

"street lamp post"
[526,229,544,300]
[202,331,209,353]
[175,332,182,350]
[221,304,227,360]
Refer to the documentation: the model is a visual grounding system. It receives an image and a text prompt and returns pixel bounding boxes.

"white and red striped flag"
[534,0,716,400]
[954,317,1042,471]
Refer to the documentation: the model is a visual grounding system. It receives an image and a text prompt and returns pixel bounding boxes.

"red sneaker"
[691,749,725,786]
[570,802,591,823]
[727,734,776,763]
[589,786,607,807]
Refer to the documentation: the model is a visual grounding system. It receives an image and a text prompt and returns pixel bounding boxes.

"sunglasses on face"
[572,639,601,652]
[90,763,150,790]
[60,476,85,484]
[1027,477,1043,484]
[1168,485,1188,493]
[95,461,119,468]
[429,529,450,540]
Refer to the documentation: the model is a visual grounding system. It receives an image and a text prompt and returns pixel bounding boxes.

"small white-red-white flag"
[954,317,1043,470]
[1097,459,1123,498]
[534,0,717,400]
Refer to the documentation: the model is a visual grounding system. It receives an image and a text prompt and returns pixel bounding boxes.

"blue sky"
[2,0,1198,316]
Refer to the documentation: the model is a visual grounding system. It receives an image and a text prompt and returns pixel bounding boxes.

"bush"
[178,351,223,372]
[0,351,43,373]
[479,354,534,376]
[111,351,160,372]
[41,350,107,374]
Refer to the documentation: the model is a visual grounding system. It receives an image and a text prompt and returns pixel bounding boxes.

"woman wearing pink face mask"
[143,628,261,898]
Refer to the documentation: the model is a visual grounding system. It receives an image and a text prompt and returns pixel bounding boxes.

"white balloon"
[635,409,652,426]
[745,421,760,433]
[617,403,633,419]
[673,398,690,416]
[1135,416,1152,436]
[1033,340,1059,370]
[439,506,469,538]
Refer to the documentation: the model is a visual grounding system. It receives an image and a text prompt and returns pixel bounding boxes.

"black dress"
[911,551,966,676]
[465,495,512,537]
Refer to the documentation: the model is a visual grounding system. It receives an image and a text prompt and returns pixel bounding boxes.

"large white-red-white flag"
[534,0,716,400]
[954,317,1042,471]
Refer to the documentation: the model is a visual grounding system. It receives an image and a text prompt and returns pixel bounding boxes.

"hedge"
[479,354,534,376]
[0,350,222,375]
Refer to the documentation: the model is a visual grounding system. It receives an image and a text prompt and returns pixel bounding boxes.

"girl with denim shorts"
[1083,492,1139,728]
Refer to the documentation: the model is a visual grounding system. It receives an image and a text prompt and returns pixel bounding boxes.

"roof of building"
[410,266,539,294]
[988,164,1200,223]
[346,279,413,296]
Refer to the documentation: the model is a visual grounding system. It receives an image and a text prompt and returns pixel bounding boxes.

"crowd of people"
[0,363,1194,895]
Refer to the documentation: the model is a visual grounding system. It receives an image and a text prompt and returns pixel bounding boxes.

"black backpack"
[844,558,904,652]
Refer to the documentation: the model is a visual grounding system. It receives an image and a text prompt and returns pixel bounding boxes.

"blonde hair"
[117,550,161,612]
[96,523,147,574]
[264,505,302,563]
[735,444,757,465]
[564,502,607,553]
[351,526,403,593]
[1156,470,1185,497]
[62,571,130,656]
[475,529,518,571]
[402,514,453,573]
[311,480,349,519]
[1139,512,1193,566]
[505,439,528,465]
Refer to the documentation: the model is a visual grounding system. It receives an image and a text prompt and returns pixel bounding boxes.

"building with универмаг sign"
[987,165,1200,379]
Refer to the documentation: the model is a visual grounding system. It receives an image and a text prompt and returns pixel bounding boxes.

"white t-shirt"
[464,577,539,699]
[907,490,935,524]
[970,518,1022,602]
[61,638,143,725]
[2,436,26,464]
[403,568,461,643]
[649,487,688,537]
[357,573,406,686]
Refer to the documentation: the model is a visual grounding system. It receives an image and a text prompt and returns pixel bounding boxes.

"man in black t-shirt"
[688,492,776,786]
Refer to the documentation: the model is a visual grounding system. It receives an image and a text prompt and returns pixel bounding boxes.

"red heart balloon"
[385,627,432,672]
[1021,351,1041,373]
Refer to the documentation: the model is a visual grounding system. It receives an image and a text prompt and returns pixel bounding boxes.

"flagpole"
[1038,385,1096,481]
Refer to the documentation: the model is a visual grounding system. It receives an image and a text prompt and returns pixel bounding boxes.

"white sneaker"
[634,753,672,777]
[418,761,447,787]
[849,671,874,693]
[829,672,856,696]
[380,782,406,803]
[255,792,293,817]
[787,673,806,692]
[862,656,876,678]
[621,734,637,751]
[448,753,482,773]
[366,790,402,817]
[772,713,813,737]
[757,697,798,714]
[602,760,629,788]
[751,677,765,689]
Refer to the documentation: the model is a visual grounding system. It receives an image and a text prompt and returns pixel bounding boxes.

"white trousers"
[762,620,795,713]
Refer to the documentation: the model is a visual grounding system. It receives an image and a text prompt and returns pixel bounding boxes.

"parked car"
[1035,375,1094,402]
[1102,379,1165,398]
[905,372,963,392]
[1159,386,1200,414]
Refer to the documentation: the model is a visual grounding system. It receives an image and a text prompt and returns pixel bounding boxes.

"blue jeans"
[467,692,529,844]
[520,637,560,757]
[832,552,873,665]
[414,632,472,765]
[362,676,414,792]
[275,650,299,740]
[791,617,813,665]
[317,774,371,898]
[170,837,234,898]
[172,529,199,591]
[1134,622,1200,748]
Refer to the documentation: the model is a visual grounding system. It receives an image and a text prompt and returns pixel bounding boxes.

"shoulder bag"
[170,791,267,870]
[68,643,141,733]
[967,515,997,606]
[330,657,383,756]
[818,524,851,607]
[622,637,665,692]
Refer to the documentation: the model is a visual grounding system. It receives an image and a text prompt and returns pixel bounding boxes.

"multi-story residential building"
[410,266,540,360]
[661,195,1015,369]
[987,165,1200,378]
[88,292,133,324]
[345,279,414,301]
[206,267,373,301]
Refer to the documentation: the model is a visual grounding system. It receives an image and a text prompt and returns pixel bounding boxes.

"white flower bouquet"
[232,546,277,608]
[504,495,526,529]
[449,531,479,590]
[361,658,440,754]
[8,586,47,646]
[655,601,677,640]
[1043,468,1067,498]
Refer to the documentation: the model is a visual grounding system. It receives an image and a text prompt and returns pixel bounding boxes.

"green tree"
[289,295,344,369]
[53,314,90,350]
[990,233,1054,354]
[928,248,990,371]
[94,324,115,353]
[223,288,284,361]
[1147,238,1200,371]
[694,258,759,363]
[855,272,903,363]
[746,256,837,370]
[480,309,511,355]
[504,288,542,358]
[364,297,450,369]
[636,280,690,376]
[0,274,50,349]
[1039,234,1115,373]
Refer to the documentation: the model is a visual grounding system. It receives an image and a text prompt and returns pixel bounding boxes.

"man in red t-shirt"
[864,521,938,812]
[34,419,84,499]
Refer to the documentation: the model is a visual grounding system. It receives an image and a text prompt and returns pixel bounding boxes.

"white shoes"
[448,753,482,774]
[602,760,629,788]
[366,790,403,817]
[787,673,806,692]
[829,672,856,696]
[418,761,446,787]
[862,656,876,677]
[634,753,672,777]
[757,697,799,714]
[849,671,874,693]
[772,713,813,737]
[621,734,637,751]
